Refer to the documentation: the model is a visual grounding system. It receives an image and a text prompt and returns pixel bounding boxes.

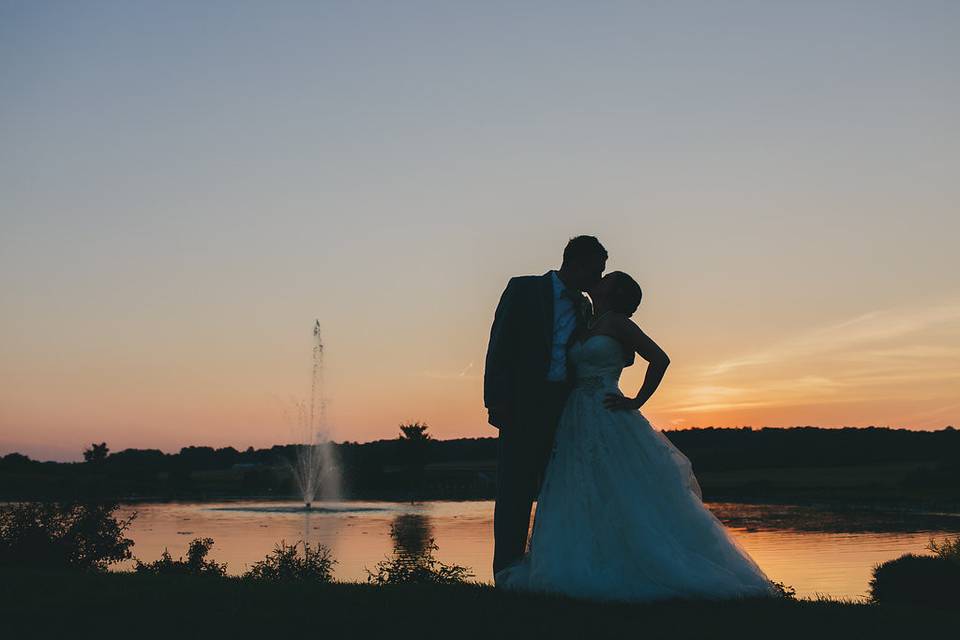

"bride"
[494,271,775,601]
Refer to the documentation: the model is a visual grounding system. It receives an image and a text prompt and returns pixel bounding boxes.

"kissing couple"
[484,235,774,601]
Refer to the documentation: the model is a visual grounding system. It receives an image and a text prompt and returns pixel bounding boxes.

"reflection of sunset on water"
[115,501,958,599]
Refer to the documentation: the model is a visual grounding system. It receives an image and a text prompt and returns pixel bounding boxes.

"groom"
[484,235,607,574]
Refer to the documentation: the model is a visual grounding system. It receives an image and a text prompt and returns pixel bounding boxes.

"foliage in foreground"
[134,537,227,577]
[366,515,473,585]
[8,569,960,639]
[0,501,135,571]
[869,536,960,607]
[244,540,336,582]
[771,581,796,599]
[366,541,474,585]
[927,535,960,564]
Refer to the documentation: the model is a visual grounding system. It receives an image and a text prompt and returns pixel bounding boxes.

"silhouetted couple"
[484,236,774,601]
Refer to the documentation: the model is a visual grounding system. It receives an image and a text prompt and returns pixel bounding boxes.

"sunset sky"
[2,2,958,461]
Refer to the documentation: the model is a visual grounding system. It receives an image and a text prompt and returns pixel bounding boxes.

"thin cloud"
[664,376,842,414]
[663,299,960,418]
[704,301,960,376]
[420,361,480,381]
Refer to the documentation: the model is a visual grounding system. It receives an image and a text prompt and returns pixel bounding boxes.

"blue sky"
[2,1,958,460]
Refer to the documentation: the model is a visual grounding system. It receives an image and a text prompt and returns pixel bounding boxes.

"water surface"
[115,500,960,599]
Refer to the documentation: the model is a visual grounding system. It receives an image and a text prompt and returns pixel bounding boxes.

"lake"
[114,500,960,600]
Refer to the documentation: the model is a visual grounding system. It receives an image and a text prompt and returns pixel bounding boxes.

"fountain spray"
[291,320,340,509]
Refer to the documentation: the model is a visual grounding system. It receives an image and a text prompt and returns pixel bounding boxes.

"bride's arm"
[604,316,670,411]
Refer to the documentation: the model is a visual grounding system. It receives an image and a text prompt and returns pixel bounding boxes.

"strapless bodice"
[568,334,627,390]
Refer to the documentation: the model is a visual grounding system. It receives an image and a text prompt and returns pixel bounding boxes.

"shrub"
[771,581,796,599]
[134,537,227,577]
[869,553,960,607]
[0,501,135,571]
[927,535,960,563]
[366,516,473,585]
[366,539,474,585]
[244,540,335,582]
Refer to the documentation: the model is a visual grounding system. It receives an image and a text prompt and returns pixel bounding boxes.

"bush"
[134,537,227,577]
[366,516,473,585]
[0,502,135,571]
[869,553,960,607]
[771,581,796,599]
[366,539,474,585]
[244,540,335,582]
[927,535,960,563]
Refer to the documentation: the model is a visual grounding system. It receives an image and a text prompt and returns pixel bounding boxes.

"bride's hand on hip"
[604,393,641,411]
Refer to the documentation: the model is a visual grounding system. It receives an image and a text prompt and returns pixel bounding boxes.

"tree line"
[1,425,957,501]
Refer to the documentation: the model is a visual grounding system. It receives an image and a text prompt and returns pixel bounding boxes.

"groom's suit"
[484,271,590,574]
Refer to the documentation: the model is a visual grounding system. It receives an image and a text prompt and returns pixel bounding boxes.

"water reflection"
[390,514,434,563]
[115,500,959,599]
[365,513,475,583]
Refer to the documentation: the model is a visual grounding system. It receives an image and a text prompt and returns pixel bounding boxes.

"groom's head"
[559,235,607,292]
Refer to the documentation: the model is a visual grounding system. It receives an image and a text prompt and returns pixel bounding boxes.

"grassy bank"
[1,568,956,639]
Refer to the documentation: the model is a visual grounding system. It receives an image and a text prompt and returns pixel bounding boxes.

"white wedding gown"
[495,334,775,601]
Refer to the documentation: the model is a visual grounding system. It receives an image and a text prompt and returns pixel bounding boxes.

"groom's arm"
[484,278,520,429]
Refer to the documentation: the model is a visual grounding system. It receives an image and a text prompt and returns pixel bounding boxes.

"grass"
[1,568,957,639]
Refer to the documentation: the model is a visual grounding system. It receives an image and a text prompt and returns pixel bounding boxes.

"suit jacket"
[483,272,589,428]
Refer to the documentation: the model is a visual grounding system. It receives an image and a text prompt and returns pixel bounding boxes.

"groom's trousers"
[493,380,569,575]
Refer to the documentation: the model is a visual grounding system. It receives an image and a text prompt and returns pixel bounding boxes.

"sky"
[2,1,958,461]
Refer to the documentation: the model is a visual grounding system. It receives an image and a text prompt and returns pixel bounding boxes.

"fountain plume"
[290,320,340,508]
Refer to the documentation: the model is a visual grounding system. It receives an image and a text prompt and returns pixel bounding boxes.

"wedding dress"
[495,334,775,601]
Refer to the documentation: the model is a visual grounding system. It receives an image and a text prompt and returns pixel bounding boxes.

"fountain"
[289,320,340,509]
[211,320,393,515]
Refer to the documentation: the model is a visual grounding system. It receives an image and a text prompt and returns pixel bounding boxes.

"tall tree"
[398,422,432,501]
[83,442,109,464]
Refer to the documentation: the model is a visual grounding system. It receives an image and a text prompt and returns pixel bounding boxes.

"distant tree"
[83,442,109,464]
[398,422,432,500]
[1,453,32,468]
[178,446,218,469]
[399,423,431,442]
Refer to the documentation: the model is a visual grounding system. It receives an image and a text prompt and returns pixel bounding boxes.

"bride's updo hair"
[608,271,643,316]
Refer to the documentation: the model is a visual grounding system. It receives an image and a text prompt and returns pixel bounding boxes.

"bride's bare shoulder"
[606,312,642,336]
[601,313,638,365]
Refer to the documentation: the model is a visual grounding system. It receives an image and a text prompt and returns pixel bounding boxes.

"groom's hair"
[562,235,607,267]
[609,271,643,316]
